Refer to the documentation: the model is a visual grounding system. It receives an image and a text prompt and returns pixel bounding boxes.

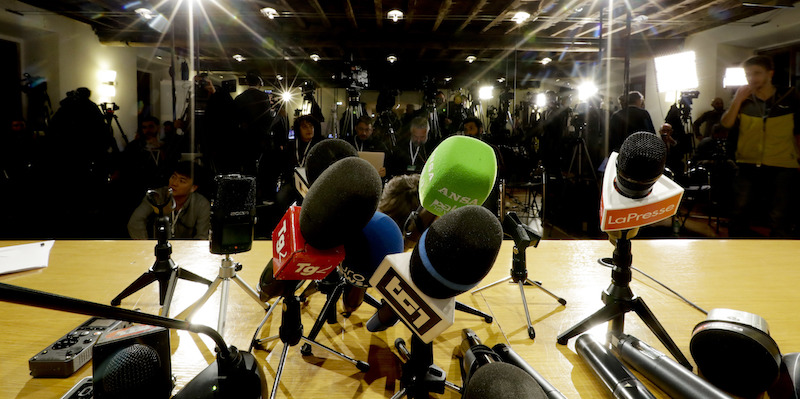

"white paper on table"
[0,241,55,275]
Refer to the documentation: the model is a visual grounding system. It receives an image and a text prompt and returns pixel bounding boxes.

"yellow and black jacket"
[731,87,800,168]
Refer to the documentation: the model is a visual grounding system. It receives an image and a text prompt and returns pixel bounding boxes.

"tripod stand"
[340,89,364,140]
[175,253,269,336]
[567,123,598,185]
[111,190,211,317]
[392,335,461,399]
[556,229,692,370]
[99,102,128,151]
[252,282,370,399]
[471,212,566,339]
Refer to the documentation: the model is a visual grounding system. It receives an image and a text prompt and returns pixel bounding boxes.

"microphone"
[257,258,304,302]
[492,343,568,399]
[0,282,263,399]
[610,333,733,399]
[419,136,497,216]
[600,132,684,232]
[459,328,504,386]
[146,188,175,216]
[402,205,438,245]
[294,138,358,198]
[366,205,502,342]
[272,157,382,280]
[340,211,404,314]
[575,334,656,399]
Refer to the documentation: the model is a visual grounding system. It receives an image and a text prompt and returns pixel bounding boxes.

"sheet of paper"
[358,151,385,172]
[0,241,55,275]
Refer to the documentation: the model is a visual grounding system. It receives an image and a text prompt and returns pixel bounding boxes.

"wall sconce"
[98,70,116,99]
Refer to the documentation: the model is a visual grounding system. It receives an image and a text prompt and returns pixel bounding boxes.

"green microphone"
[419,136,498,216]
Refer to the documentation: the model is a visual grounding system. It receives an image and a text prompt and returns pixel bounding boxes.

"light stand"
[471,212,566,339]
[175,253,269,336]
[252,282,370,399]
[392,336,461,399]
[111,190,211,317]
[556,229,692,370]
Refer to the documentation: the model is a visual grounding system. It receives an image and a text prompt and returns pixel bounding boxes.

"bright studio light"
[654,51,699,93]
[724,67,748,88]
[536,93,547,107]
[577,81,598,101]
[478,86,494,100]
[281,91,293,102]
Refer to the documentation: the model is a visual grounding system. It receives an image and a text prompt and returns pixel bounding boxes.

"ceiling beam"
[374,0,383,28]
[344,0,358,29]
[432,0,452,32]
[405,0,417,29]
[481,0,522,33]
[456,0,488,33]
[276,0,308,29]
[307,0,332,28]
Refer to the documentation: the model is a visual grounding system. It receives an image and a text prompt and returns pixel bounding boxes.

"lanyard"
[410,141,421,165]
[296,140,312,167]
[355,137,364,152]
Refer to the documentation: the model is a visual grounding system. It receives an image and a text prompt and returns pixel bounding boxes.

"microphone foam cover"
[305,138,359,186]
[95,344,163,399]
[615,132,667,198]
[462,362,547,399]
[300,157,383,249]
[342,212,405,287]
[410,205,502,299]
[419,136,497,216]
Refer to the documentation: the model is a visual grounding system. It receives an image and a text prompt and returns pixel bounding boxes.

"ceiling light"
[260,7,278,19]
[541,57,552,65]
[232,54,245,62]
[135,8,154,20]
[388,9,403,22]
[536,93,547,107]
[310,54,320,62]
[387,55,398,64]
[155,55,163,60]
[574,7,584,13]
[466,55,477,63]
[512,11,531,24]
[497,77,506,83]
[444,76,453,82]
[276,74,284,81]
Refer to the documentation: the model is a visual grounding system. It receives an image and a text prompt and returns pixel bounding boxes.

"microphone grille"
[616,132,666,198]
[95,344,164,399]
[462,362,546,399]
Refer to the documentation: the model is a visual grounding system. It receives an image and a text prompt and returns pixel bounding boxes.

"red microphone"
[272,206,345,281]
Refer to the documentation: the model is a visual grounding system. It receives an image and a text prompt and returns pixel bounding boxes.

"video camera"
[679,90,700,121]
[99,102,119,114]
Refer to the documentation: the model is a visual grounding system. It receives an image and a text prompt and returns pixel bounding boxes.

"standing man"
[609,91,656,152]
[720,55,800,237]
[693,97,725,138]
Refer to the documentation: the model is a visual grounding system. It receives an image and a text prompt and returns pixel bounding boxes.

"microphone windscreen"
[258,259,303,301]
[615,132,666,199]
[410,205,502,299]
[305,138,359,186]
[94,344,164,399]
[342,212,405,287]
[419,136,497,216]
[462,362,547,399]
[300,157,383,249]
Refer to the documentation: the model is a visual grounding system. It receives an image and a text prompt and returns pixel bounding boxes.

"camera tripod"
[567,125,598,185]
[471,212,566,339]
[340,89,365,140]
[392,335,461,399]
[422,102,443,143]
[111,190,211,317]
[99,102,128,151]
[556,229,692,370]
[251,282,370,399]
[175,253,269,336]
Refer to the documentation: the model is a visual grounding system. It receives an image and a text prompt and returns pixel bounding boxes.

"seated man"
[127,161,210,239]
[345,115,388,178]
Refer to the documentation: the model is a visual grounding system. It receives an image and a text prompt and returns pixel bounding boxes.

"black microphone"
[0,282,263,399]
[492,343,567,399]
[257,258,303,302]
[304,138,359,186]
[300,157,383,249]
[614,132,666,199]
[402,205,437,244]
[459,328,504,386]
[576,334,656,399]
[610,333,733,399]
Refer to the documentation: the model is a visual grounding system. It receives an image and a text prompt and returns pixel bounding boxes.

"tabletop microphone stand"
[392,335,461,399]
[556,229,692,370]
[111,189,211,317]
[252,282,370,399]
[471,212,566,339]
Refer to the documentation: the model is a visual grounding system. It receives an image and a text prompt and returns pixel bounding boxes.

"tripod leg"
[470,276,512,294]
[174,277,223,321]
[218,278,231,335]
[269,343,290,399]
[454,301,493,323]
[231,274,270,310]
[159,270,180,317]
[525,278,568,305]
[518,281,536,339]
[363,292,381,309]
[110,271,158,306]
[299,336,370,372]
[556,302,627,345]
[250,297,282,351]
[175,268,212,286]
[581,139,598,183]
[301,283,345,355]
[631,298,693,370]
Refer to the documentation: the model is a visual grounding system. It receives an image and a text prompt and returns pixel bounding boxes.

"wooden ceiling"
[17,0,778,89]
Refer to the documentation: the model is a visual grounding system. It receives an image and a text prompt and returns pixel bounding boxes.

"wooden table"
[1,239,798,398]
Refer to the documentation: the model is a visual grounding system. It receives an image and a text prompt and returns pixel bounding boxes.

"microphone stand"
[393,335,461,399]
[298,268,347,356]
[111,190,211,317]
[556,229,692,370]
[0,282,263,399]
[471,212,566,339]
[251,282,369,399]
